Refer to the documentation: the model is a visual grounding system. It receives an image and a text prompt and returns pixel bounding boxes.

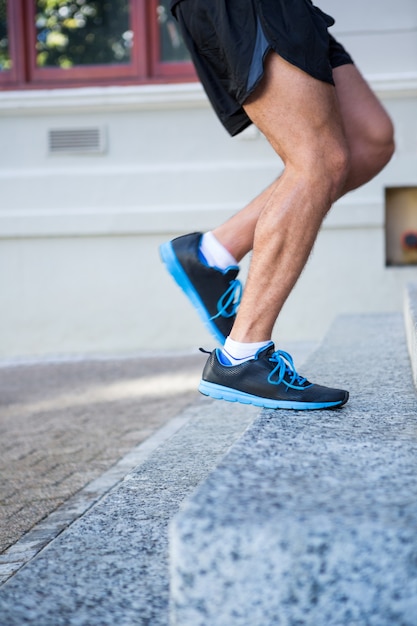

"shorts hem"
[237,47,336,109]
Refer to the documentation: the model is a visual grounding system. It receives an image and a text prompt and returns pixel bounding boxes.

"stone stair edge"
[169,310,417,626]
[404,281,417,389]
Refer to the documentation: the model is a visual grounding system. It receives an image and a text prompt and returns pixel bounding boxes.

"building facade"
[0,0,416,359]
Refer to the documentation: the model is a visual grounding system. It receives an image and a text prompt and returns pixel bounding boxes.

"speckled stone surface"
[405,282,417,389]
[0,401,256,626]
[170,314,417,626]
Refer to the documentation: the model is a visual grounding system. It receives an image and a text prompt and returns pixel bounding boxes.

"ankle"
[199,232,238,270]
[222,337,272,365]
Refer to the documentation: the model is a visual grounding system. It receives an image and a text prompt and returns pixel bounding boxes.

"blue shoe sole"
[159,241,226,345]
[199,380,348,410]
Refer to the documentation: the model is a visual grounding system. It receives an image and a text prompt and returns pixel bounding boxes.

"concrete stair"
[170,289,417,626]
[405,281,417,389]
[0,284,415,626]
[0,401,256,626]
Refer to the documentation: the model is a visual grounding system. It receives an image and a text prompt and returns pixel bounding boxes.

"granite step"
[1,294,415,626]
[404,281,417,389]
[170,310,417,626]
[0,401,257,626]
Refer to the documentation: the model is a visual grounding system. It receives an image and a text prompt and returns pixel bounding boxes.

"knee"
[288,139,350,216]
[376,114,395,168]
[328,142,351,200]
[362,110,395,171]
[311,139,351,205]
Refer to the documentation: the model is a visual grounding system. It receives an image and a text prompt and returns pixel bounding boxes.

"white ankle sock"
[221,337,271,365]
[199,231,237,270]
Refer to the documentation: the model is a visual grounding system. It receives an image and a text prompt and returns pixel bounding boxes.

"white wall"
[0,0,416,359]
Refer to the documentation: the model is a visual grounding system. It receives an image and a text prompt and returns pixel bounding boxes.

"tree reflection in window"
[0,0,10,71]
[35,0,133,68]
[157,0,189,63]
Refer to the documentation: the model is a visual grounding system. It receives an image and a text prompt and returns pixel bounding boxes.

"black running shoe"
[159,232,242,345]
[199,343,349,410]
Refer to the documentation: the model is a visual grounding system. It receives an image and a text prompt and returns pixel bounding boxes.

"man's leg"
[333,63,395,192]
[162,52,352,408]
[224,52,350,342]
[213,62,394,263]
[196,53,354,409]
[159,61,394,350]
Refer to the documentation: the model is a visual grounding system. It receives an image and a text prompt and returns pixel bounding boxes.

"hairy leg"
[225,53,350,342]
[333,63,395,192]
[214,62,394,262]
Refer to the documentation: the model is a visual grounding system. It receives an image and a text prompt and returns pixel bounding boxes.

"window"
[0,1,10,70]
[0,0,195,90]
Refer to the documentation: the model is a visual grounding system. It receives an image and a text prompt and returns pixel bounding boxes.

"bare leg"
[214,62,394,262]
[220,53,351,342]
[333,63,395,192]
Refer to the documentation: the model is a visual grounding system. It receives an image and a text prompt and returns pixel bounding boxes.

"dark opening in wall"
[385,187,417,266]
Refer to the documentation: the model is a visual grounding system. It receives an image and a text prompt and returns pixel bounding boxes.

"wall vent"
[48,127,106,155]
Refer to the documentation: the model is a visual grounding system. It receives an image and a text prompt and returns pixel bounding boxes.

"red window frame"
[0,0,196,90]
[0,0,22,87]
[148,0,195,81]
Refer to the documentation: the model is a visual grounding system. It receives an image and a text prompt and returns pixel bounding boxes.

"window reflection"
[35,0,132,68]
[0,0,11,71]
[157,0,190,62]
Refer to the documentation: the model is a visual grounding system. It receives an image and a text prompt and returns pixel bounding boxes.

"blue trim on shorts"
[247,17,270,93]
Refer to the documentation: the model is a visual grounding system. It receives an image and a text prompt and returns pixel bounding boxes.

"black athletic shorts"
[173,0,354,136]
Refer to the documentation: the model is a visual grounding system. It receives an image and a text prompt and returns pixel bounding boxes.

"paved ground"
[0,351,206,553]
[0,341,316,558]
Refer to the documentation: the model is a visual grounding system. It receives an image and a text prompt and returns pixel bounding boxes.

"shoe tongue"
[256,342,275,358]
[198,249,210,266]
[224,266,239,278]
